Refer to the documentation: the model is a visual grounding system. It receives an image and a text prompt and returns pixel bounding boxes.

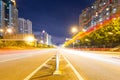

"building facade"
[26,19,32,34]
[34,31,52,45]
[0,0,18,36]
[18,18,32,34]
[79,0,120,31]
[0,0,6,36]
[8,0,18,33]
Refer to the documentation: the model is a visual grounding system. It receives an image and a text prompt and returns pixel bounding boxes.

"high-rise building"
[34,31,52,45]
[18,18,26,34]
[46,34,52,45]
[8,0,18,33]
[0,0,18,36]
[79,0,120,31]
[26,19,32,34]
[0,0,6,36]
[40,30,52,45]
[18,18,32,34]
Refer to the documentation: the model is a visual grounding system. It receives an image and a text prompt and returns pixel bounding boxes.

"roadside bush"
[0,41,33,48]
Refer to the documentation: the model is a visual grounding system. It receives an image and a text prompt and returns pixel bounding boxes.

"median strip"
[24,52,82,80]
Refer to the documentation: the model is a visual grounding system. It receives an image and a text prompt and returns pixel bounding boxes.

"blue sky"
[17,0,94,44]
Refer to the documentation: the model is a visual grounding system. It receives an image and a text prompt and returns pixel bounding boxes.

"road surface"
[61,48,120,80]
[0,48,120,80]
[0,49,56,80]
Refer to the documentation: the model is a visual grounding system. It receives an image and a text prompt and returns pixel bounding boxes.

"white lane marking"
[24,56,53,80]
[62,54,84,80]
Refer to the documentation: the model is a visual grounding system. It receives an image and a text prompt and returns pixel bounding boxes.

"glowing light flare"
[0,29,3,32]
[71,27,78,34]
[61,49,120,65]
[40,40,43,43]
[42,30,45,33]
[7,28,13,33]
[24,36,35,42]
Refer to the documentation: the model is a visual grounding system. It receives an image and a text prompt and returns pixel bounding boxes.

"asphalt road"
[1,48,120,80]
[0,49,56,80]
[61,48,120,80]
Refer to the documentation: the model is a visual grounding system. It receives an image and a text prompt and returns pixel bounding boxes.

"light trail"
[60,48,120,65]
[0,49,56,62]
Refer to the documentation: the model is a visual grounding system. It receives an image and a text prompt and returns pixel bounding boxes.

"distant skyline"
[16,0,95,44]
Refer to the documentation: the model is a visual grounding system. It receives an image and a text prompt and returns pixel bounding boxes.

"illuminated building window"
[106,12,110,15]
[99,18,103,22]
[106,8,109,11]
[112,8,117,13]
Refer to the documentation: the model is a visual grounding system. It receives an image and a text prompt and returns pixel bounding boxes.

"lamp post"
[70,26,78,48]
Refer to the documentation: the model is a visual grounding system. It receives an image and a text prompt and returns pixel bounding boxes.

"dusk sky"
[16,0,94,44]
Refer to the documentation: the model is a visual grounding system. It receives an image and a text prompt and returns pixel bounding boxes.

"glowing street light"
[40,40,43,44]
[95,12,98,17]
[70,26,78,48]
[24,36,35,42]
[71,26,78,34]
[42,30,45,33]
[0,29,3,32]
[7,28,13,33]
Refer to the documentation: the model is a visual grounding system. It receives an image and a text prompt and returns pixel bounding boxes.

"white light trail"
[60,48,120,65]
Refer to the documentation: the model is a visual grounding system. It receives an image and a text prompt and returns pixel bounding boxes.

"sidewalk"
[29,54,79,80]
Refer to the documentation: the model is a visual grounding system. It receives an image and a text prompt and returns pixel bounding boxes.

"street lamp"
[70,26,78,48]
[6,28,13,34]
[0,29,3,32]
[42,30,45,33]
[71,27,78,34]
[24,36,37,47]
[24,36,35,42]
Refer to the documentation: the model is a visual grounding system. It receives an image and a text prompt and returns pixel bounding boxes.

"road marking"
[24,56,54,80]
[62,54,84,80]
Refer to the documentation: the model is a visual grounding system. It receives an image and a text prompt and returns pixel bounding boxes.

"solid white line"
[24,56,53,80]
[62,54,84,80]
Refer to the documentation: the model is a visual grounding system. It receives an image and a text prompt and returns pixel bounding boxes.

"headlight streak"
[0,49,56,62]
[60,48,120,65]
